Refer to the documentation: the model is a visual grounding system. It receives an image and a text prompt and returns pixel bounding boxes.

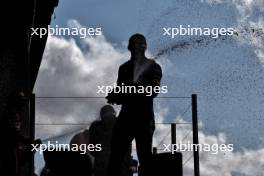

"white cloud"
[34,18,264,175]
[201,0,264,26]
[34,22,129,139]
[153,118,264,176]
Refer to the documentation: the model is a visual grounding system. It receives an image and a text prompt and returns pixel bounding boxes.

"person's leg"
[135,120,155,176]
[108,119,134,176]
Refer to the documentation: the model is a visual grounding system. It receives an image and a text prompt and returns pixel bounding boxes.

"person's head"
[100,105,116,122]
[128,33,147,56]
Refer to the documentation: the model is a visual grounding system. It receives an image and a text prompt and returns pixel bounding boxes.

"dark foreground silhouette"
[106,34,162,176]
[89,105,135,176]
[68,105,136,176]
[41,151,93,176]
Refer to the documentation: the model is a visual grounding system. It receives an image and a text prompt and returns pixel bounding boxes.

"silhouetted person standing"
[107,34,162,176]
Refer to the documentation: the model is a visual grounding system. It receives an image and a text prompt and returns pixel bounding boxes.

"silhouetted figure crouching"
[89,105,132,176]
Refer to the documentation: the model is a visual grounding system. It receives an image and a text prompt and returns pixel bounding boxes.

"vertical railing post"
[171,123,176,151]
[192,94,200,176]
[30,93,35,176]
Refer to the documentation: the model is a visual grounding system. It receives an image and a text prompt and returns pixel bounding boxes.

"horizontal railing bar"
[35,96,191,99]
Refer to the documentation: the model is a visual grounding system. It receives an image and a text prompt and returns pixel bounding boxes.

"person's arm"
[106,66,124,104]
[151,63,162,97]
[135,61,162,98]
[88,122,97,146]
[117,65,124,86]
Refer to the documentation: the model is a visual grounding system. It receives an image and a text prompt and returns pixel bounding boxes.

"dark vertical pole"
[171,123,176,152]
[171,123,176,145]
[30,93,35,176]
[192,94,200,176]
